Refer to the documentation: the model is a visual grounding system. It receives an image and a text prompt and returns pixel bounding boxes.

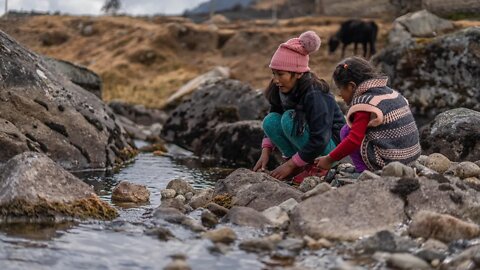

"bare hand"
[253,148,271,172]
[315,155,334,170]
[270,160,297,180]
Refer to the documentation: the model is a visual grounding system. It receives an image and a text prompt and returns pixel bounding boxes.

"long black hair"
[264,71,330,136]
[332,56,383,87]
[264,71,329,108]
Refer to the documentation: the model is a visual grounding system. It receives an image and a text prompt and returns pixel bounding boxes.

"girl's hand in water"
[315,155,334,170]
[253,148,271,172]
[270,160,297,180]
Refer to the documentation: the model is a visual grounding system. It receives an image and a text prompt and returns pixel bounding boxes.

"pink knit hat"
[269,31,321,73]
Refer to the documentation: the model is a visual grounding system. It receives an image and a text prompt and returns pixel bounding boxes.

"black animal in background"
[328,19,378,58]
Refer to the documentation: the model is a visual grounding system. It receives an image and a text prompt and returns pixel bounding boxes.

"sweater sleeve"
[294,91,334,165]
[329,111,370,161]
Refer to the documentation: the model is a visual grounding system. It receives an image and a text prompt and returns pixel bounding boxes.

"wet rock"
[43,57,102,98]
[201,209,218,228]
[277,238,305,254]
[189,188,213,209]
[174,195,186,204]
[415,248,446,264]
[214,168,302,211]
[298,176,320,193]
[420,108,480,162]
[184,192,194,201]
[0,31,134,170]
[385,253,431,270]
[357,170,381,181]
[162,79,269,165]
[374,25,480,123]
[145,226,175,241]
[202,227,237,244]
[408,211,480,243]
[239,238,276,253]
[424,153,451,174]
[161,189,176,200]
[0,152,117,222]
[205,202,229,218]
[405,177,480,223]
[382,162,416,178]
[290,178,406,241]
[164,258,191,270]
[166,179,195,196]
[355,230,418,254]
[301,182,332,200]
[447,162,480,179]
[262,206,289,228]
[153,207,204,232]
[160,198,190,214]
[222,206,271,228]
[109,100,168,126]
[139,142,168,153]
[111,181,150,203]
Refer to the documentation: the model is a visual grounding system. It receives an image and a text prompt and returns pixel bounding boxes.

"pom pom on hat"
[299,31,321,54]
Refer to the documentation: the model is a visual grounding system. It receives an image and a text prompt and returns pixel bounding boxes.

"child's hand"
[253,148,271,172]
[315,155,333,170]
[270,160,297,180]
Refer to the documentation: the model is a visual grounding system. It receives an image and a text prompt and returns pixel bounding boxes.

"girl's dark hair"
[265,71,329,107]
[332,56,382,87]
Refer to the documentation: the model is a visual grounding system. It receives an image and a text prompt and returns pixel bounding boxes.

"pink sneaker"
[292,165,329,185]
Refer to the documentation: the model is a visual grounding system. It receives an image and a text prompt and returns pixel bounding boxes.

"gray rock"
[278,198,298,212]
[262,206,289,228]
[447,162,480,179]
[202,227,236,244]
[355,230,418,254]
[357,170,381,181]
[408,210,480,243]
[164,259,191,270]
[0,152,117,223]
[421,108,480,162]
[382,162,416,178]
[444,245,480,270]
[277,238,305,253]
[205,202,229,218]
[184,192,194,201]
[108,101,168,127]
[222,206,271,228]
[374,26,480,123]
[145,226,175,241]
[424,153,451,174]
[290,178,406,241]
[298,176,320,193]
[201,209,218,228]
[239,238,276,253]
[405,177,480,224]
[43,56,102,98]
[111,181,150,203]
[162,79,269,165]
[385,253,431,270]
[301,182,332,200]
[174,195,186,204]
[0,30,134,170]
[166,179,195,196]
[189,188,213,209]
[390,9,454,42]
[464,177,480,191]
[214,168,302,211]
[153,207,204,232]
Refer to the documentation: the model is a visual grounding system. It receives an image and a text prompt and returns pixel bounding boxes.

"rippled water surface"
[0,144,266,270]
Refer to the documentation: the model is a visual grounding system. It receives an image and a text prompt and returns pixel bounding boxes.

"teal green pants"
[262,110,336,159]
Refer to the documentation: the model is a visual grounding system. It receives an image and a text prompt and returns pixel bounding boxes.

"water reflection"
[0,150,258,270]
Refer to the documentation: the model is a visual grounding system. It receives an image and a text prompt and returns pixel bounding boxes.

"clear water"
[0,144,266,270]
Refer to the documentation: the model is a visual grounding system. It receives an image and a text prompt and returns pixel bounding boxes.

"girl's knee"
[263,113,282,134]
[280,110,295,134]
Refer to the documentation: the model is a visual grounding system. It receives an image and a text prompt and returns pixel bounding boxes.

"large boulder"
[0,30,135,170]
[214,168,303,212]
[373,27,480,123]
[423,0,480,18]
[0,152,117,223]
[43,56,102,99]
[289,178,406,241]
[162,79,269,163]
[108,100,168,126]
[388,9,455,44]
[405,176,480,224]
[420,108,480,162]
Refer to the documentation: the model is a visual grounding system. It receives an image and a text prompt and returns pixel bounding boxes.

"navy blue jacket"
[269,85,345,163]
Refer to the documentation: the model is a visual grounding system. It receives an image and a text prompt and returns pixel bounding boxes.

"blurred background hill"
[0,0,478,108]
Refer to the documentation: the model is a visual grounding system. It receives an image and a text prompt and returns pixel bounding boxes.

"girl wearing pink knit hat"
[253,31,345,182]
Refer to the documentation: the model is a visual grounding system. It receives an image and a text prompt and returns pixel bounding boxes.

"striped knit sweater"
[346,77,421,171]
